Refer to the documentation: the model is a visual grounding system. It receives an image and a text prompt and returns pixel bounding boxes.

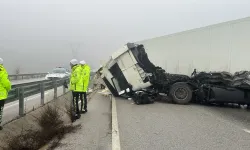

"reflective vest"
[82,64,91,92]
[70,65,84,92]
[0,65,11,100]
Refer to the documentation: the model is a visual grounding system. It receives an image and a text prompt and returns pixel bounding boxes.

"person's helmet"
[70,59,78,65]
[0,58,3,65]
[80,60,86,65]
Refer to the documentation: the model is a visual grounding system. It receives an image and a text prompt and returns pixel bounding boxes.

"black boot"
[80,107,84,114]
[76,113,81,119]
[83,108,88,113]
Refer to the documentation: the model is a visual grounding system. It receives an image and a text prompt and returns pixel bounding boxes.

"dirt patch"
[0,92,81,150]
[0,80,102,150]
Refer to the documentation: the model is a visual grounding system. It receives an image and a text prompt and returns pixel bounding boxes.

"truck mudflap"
[196,85,250,105]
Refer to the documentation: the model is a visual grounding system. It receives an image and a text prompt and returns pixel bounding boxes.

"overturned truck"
[100,43,250,107]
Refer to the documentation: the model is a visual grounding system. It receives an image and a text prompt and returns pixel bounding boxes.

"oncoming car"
[45,67,70,80]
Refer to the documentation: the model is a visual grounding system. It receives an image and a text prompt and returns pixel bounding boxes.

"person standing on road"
[69,59,84,119]
[0,58,11,130]
[79,60,91,113]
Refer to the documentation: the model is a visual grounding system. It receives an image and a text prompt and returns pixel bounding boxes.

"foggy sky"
[1,0,250,74]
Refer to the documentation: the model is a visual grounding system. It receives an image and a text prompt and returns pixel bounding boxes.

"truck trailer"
[100,43,250,107]
[136,17,250,75]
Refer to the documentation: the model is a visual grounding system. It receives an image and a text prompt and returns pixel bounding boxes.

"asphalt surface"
[55,93,112,150]
[3,86,68,124]
[116,98,250,150]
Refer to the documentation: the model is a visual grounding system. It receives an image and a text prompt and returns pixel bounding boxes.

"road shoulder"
[55,93,112,150]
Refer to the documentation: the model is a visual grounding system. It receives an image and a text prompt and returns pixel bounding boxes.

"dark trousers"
[80,92,87,111]
[0,100,5,125]
[72,92,80,114]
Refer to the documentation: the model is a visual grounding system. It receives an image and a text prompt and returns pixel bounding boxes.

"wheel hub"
[174,88,188,100]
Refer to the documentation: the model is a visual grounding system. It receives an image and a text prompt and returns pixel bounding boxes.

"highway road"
[116,98,250,150]
[20,89,250,150]
[2,86,69,124]
[55,93,112,150]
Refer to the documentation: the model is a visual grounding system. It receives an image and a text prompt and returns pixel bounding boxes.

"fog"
[1,0,250,74]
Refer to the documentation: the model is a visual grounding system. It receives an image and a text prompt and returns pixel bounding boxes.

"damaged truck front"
[100,43,250,107]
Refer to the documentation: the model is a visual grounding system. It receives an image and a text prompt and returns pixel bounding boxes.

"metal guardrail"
[9,73,48,80]
[6,77,69,116]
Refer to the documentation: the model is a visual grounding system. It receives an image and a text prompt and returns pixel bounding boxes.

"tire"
[133,92,144,105]
[169,82,193,105]
[134,97,141,105]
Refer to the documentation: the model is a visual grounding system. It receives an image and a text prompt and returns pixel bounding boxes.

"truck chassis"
[100,43,250,107]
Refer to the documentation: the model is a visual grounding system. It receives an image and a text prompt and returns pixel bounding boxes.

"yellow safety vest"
[0,65,11,100]
[70,65,84,92]
[82,64,91,92]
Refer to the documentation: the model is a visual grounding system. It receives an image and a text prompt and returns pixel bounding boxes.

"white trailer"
[136,17,250,76]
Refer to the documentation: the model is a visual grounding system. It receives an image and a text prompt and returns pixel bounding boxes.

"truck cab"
[100,43,189,104]
[101,43,153,95]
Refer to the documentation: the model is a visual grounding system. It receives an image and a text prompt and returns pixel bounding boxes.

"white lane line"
[112,96,121,150]
[243,129,250,134]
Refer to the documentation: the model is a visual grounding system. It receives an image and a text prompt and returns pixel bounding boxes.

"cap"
[0,58,3,65]
[80,60,86,65]
[70,59,78,65]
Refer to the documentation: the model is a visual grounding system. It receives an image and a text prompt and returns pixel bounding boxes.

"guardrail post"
[63,80,66,94]
[18,87,25,117]
[53,78,57,99]
[40,82,45,105]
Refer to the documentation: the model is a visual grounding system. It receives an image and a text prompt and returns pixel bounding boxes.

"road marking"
[243,129,250,134]
[112,96,121,150]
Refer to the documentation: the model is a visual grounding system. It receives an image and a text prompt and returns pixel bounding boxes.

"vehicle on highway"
[45,67,70,80]
[100,43,250,108]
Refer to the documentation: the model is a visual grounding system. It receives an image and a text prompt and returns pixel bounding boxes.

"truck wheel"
[134,97,142,105]
[169,82,192,104]
[133,92,147,105]
[141,93,151,104]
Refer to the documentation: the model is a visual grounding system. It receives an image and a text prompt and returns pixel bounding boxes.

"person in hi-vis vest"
[69,59,84,119]
[79,60,91,113]
[0,58,11,130]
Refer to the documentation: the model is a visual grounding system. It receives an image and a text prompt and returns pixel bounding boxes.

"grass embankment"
[2,97,81,150]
